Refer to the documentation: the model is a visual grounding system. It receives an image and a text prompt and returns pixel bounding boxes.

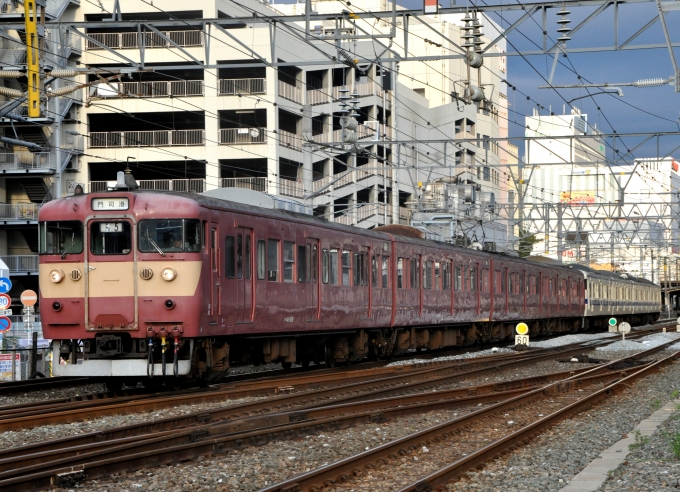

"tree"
[517,229,542,258]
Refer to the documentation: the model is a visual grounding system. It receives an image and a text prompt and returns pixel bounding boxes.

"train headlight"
[49,269,64,283]
[161,267,177,282]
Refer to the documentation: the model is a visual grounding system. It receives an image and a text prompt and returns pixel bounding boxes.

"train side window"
[414,257,420,289]
[423,261,432,289]
[382,256,389,288]
[257,240,265,280]
[298,245,307,282]
[224,236,235,278]
[454,266,461,291]
[501,271,506,294]
[267,239,279,282]
[481,268,488,293]
[442,262,450,290]
[283,241,295,283]
[329,249,338,285]
[463,267,469,291]
[311,245,318,283]
[245,235,251,279]
[397,258,404,288]
[434,262,440,290]
[354,253,362,286]
[341,250,351,285]
[470,266,476,291]
[322,249,330,284]
[210,229,218,272]
[236,234,243,279]
[372,255,378,287]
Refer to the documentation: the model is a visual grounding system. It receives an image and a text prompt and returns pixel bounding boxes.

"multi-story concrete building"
[0,0,508,309]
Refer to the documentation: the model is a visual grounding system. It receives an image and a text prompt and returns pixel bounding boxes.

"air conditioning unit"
[483,242,496,252]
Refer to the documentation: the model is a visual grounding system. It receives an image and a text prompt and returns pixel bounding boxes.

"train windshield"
[90,221,132,255]
[138,219,202,253]
[39,221,84,256]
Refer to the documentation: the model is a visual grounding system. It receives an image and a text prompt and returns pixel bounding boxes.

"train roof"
[566,263,659,286]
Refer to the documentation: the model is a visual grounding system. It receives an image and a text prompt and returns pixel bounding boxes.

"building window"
[483,166,490,181]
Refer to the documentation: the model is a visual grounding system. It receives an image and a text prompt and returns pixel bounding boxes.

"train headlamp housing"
[161,267,177,282]
[49,269,65,283]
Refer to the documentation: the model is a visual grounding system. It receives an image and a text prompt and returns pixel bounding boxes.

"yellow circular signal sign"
[516,323,529,335]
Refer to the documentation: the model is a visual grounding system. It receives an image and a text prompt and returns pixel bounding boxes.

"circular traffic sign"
[516,322,529,335]
[0,277,11,294]
[0,316,11,332]
[618,322,632,333]
[608,317,617,326]
[20,290,37,307]
[0,294,10,310]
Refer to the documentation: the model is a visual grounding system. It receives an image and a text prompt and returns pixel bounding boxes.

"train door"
[504,267,509,314]
[236,228,253,322]
[85,217,136,329]
[307,238,320,321]
[209,223,219,324]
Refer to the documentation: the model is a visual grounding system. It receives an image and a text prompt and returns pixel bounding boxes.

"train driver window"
[298,245,307,282]
[267,239,279,281]
[382,256,389,288]
[39,221,83,255]
[257,240,265,280]
[225,236,235,278]
[90,221,131,255]
[283,241,295,282]
[342,250,351,285]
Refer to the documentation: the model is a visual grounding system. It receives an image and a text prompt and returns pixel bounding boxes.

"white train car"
[568,265,661,328]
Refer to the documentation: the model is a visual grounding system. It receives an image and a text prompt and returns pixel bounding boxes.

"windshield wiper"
[147,232,166,257]
[61,233,75,259]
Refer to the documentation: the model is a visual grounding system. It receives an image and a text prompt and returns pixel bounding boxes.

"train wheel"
[282,362,293,370]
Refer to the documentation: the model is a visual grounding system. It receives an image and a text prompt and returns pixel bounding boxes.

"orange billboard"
[560,191,595,204]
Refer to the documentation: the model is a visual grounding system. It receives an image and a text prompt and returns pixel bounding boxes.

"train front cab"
[40,192,202,379]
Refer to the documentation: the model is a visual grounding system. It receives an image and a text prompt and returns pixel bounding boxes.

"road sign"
[20,290,37,307]
[0,278,11,294]
[515,334,530,346]
[618,322,631,333]
[0,294,10,310]
[608,318,617,326]
[0,316,11,332]
[516,322,529,335]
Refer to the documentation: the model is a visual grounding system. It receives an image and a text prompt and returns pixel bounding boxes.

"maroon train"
[38,187,659,383]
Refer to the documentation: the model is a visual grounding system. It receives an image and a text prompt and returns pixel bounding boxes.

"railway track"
[0,332,672,490]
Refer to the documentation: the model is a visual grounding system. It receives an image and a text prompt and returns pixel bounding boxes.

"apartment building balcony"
[334,204,387,225]
[307,88,330,105]
[278,178,303,198]
[278,80,303,104]
[220,177,267,192]
[219,78,266,96]
[86,30,202,50]
[278,130,302,151]
[0,255,38,276]
[219,128,266,145]
[0,204,39,224]
[0,48,27,66]
[1,0,79,20]
[89,178,206,193]
[312,167,373,193]
[89,130,205,148]
[94,80,204,98]
[0,152,55,175]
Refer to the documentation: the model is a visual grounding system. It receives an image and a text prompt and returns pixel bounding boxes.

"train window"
[501,271,506,294]
[90,221,131,255]
[382,256,389,288]
[139,219,201,253]
[434,262,440,290]
[481,268,489,293]
[463,267,469,291]
[224,236,235,278]
[520,274,524,294]
[443,262,451,290]
[509,272,514,294]
[372,255,378,287]
[257,240,265,279]
[267,239,279,282]
[423,261,432,289]
[454,266,461,291]
[245,235,252,279]
[237,234,243,279]
[329,249,338,285]
[354,254,361,286]
[342,250,351,285]
[283,241,295,283]
[211,229,218,272]
[322,249,330,284]
[39,221,83,255]
[311,245,318,283]
[470,266,476,292]
[397,258,404,288]
[298,245,307,282]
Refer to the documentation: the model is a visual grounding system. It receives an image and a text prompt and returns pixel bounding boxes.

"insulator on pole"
[469,85,484,102]
[0,86,24,98]
[633,78,668,88]
[0,71,23,79]
[47,85,81,97]
[49,69,78,78]
[557,8,572,43]
[467,52,484,69]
